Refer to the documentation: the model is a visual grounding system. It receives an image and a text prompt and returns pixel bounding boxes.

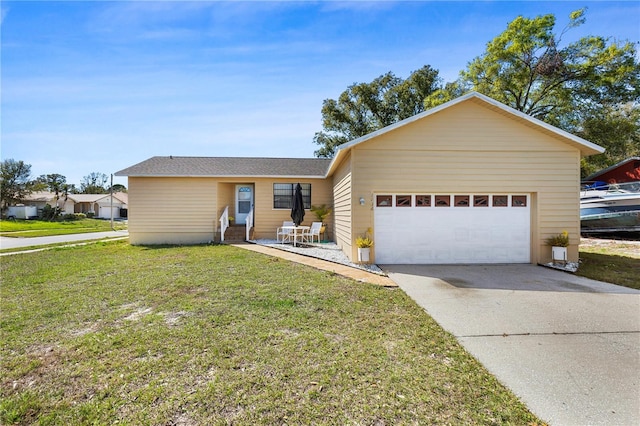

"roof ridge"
[116,156,332,177]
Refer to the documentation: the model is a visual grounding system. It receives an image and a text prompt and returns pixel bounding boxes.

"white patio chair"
[304,222,323,243]
[276,221,295,243]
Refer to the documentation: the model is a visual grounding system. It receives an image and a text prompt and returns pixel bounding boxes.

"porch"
[215,180,333,243]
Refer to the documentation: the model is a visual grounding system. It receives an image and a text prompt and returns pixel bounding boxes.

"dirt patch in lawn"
[161,311,190,326]
[580,237,640,258]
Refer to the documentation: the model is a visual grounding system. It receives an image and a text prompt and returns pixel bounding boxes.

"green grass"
[0,219,126,237]
[578,244,640,290]
[0,237,129,254]
[0,241,541,425]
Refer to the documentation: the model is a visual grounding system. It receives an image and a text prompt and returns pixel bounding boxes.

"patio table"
[280,225,309,247]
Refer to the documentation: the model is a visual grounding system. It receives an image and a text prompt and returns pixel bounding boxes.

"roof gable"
[584,156,640,182]
[71,193,128,204]
[115,156,332,178]
[327,92,605,176]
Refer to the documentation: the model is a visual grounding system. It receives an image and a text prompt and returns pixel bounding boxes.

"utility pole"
[110,174,114,230]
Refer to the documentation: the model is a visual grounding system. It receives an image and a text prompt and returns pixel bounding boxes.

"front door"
[235,185,253,225]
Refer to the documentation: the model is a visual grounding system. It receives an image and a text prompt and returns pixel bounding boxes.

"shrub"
[310,204,332,223]
[356,236,373,248]
[356,228,374,248]
[86,212,95,218]
[61,213,86,221]
[41,204,56,221]
[545,231,569,247]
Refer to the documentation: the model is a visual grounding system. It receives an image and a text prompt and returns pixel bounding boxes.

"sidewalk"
[234,243,397,287]
[0,230,129,250]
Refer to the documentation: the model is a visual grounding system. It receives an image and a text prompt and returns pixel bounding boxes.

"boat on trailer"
[580,181,640,234]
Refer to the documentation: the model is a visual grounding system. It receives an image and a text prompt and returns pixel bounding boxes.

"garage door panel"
[375,194,530,264]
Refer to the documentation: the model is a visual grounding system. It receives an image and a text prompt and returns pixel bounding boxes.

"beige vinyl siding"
[129,176,333,244]
[216,183,235,225]
[250,178,333,240]
[365,99,573,153]
[332,152,353,258]
[128,177,217,244]
[350,100,582,263]
[350,148,374,262]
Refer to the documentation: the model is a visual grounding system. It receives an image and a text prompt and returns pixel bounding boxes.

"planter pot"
[357,247,370,263]
[319,226,327,243]
[551,246,567,265]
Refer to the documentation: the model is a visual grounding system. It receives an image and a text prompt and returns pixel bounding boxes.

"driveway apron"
[384,264,640,426]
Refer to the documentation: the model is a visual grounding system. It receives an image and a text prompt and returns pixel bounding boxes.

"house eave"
[116,173,328,179]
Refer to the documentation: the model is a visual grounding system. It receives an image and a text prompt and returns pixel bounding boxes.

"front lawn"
[0,241,540,425]
[578,238,640,290]
[0,218,126,237]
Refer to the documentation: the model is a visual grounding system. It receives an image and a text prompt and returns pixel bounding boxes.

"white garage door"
[374,194,530,264]
[99,205,121,219]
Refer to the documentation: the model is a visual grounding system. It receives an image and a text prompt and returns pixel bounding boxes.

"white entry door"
[235,185,253,225]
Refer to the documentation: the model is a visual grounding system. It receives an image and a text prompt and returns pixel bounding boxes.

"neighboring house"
[583,157,640,184]
[72,193,129,219]
[21,192,76,215]
[19,192,128,219]
[116,92,604,265]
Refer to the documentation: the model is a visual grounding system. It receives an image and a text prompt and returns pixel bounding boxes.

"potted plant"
[545,230,569,264]
[310,204,332,235]
[356,230,373,263]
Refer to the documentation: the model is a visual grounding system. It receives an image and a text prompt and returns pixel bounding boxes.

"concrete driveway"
[384,264,640,426]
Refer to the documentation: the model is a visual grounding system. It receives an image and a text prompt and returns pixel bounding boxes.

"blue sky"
[2,1,639,188]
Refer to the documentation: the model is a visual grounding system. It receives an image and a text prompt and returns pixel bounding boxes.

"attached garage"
[328,92,605,265]
[374,193,530,264]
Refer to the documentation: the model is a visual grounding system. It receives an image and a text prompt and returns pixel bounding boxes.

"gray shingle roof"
[21,192,128,204]
[115,156,331,178]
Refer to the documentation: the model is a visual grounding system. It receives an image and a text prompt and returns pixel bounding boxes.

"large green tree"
[456,9,638,119]
[34,174,68,194]
[577,103,640,177]
[109,183,127,193]
[33,174,74,219]
[80,172,109,194]
[313,65,441,157]
[425,9,640,175]
[0,159,32,210]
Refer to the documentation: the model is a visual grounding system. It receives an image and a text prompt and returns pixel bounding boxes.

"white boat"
[580,181,640,233]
